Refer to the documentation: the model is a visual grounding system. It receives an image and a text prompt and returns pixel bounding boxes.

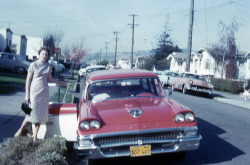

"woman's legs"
[33,123,41,142]
[15,119,29,137]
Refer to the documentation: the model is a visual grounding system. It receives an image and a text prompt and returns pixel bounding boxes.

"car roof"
[88,69,158,82]
[86,65,105,70]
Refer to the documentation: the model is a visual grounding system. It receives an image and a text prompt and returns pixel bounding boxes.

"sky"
[0,0,249,56]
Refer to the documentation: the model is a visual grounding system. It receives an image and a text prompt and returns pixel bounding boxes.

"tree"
[62,39,87,78]
[139,56,156,70]
[43,29,64,59]
[152,31,181,61]
[210,20,239,79]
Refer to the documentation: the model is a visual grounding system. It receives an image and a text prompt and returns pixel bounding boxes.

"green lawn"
[0,76,26,85]
[0,76,25,94]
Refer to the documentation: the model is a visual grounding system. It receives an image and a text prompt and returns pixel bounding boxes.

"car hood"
[86,97,172,125]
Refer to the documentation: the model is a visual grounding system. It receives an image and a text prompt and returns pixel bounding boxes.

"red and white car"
[170,72,213,95]
[37,69,201,164]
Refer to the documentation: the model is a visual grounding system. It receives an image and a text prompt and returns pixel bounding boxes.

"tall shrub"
[211,78,244,94]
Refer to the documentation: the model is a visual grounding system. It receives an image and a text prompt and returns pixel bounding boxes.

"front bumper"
[74,126,202,159]
[187,86,213,94]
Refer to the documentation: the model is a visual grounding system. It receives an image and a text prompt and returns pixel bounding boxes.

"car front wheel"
[171,85,175,91]
[16,67,25,74]
[182,85,188,94]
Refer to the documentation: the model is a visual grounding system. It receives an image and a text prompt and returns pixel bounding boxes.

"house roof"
[191,52,202,59]
[167,52,187,61]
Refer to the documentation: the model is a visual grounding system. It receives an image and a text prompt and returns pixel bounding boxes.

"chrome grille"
[93,131,184,145]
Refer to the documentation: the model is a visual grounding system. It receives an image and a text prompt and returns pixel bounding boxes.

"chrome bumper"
[74,127,202,159]
[188,86,212,94]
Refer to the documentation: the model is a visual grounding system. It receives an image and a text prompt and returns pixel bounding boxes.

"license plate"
[130,145,151,157]
[198,88,203,92]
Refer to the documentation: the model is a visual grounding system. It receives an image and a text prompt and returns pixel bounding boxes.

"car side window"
[0,54,6,58]
[141,79,149,91]
[7,55,14,60]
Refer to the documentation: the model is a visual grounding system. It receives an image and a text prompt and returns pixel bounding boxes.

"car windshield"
[184,74,205,80]
[166,72,178,77]
[86,67,105,74]
[88,78,161,102]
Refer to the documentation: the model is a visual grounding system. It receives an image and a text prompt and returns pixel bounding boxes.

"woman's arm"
[25,72,33,102]
[47,72,68,86]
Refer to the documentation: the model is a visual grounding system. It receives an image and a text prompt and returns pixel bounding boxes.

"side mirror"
[163,89,172,96]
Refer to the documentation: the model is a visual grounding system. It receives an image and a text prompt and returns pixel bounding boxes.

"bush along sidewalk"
[0,136,68,165]
[211,78,244,94]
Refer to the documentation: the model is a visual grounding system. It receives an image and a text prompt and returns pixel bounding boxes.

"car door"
[175,73,184,89]
[5,54,16,70]
[0,53,7,69]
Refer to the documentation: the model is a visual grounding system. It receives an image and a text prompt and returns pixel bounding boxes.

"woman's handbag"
[21,102,32,115]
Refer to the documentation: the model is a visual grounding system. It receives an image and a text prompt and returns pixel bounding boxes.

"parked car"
[36,69,202,164]
[79,67,86,77]
[155,70,178,88]
[82,65,106,82]
[170,72,213,95]
[0,52,31,74]
[48,60,65,74]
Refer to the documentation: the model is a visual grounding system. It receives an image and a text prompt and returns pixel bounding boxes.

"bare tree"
[209,20,239,79]
[43,29,64,59]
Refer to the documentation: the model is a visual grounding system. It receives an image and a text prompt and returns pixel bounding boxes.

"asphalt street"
[1,74,250,164]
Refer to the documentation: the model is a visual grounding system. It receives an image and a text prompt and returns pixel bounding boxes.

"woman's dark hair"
[38,46,50,57]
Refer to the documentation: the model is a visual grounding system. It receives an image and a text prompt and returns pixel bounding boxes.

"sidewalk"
[213,90,250,110]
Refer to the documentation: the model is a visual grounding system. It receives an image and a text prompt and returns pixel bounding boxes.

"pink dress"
[25,61,51,123]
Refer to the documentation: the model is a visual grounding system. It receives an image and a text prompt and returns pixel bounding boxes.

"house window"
[205,59,210,69]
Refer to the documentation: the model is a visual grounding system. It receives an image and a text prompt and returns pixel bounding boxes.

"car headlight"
[189,80,193,84]
[185,112,195,122]
[79,121,90,130]
[175,113,184,123]
[90,120,100,129]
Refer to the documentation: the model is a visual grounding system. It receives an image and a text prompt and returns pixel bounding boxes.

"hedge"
[210,78,244,94]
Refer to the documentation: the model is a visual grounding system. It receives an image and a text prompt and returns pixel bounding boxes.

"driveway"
[0,89,26,142]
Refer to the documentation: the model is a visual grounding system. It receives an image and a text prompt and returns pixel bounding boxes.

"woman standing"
[15,46,68,141]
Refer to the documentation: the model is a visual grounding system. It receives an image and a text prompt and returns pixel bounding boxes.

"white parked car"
[48,60,65,74]
[82,65,106,81]
[0,52,31,74]
[155,70,178,88]
[79,67,86,77]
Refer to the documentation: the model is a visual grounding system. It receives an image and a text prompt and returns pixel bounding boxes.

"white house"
[168,48,250,80]
[117,59,131,69]
[244,52,250,79]
[0,28,43,60]
[26,36,43,60]
[167,52,187,73]
[12,35,27,58]
[0,28,13,52]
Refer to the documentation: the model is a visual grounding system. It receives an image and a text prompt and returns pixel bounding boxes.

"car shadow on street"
[186,117,245,164]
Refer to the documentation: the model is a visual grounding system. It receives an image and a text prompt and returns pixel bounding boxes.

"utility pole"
[186,0,194,72]
[128,14,139,69]
[99,48,102,62]
[105,42,109,60]
[113,32,120,67]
